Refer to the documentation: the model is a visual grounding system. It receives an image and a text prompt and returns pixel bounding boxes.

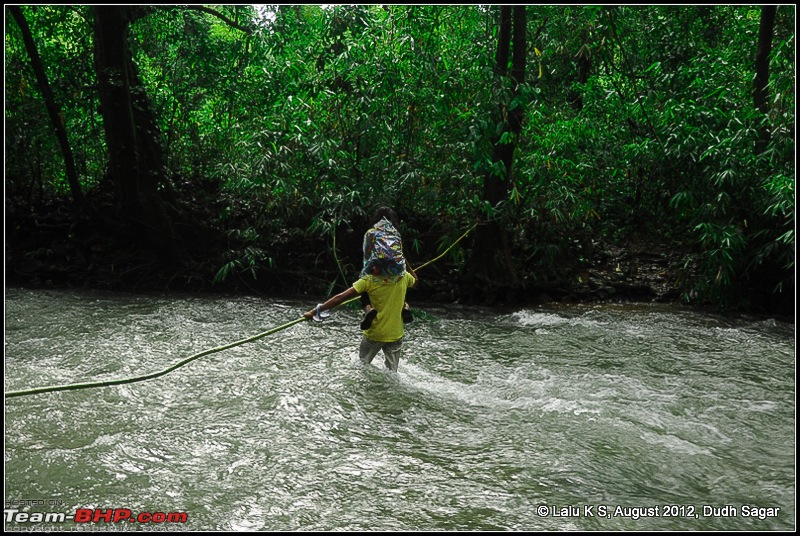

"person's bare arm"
[407,264,419,287]
[304,286,360,319]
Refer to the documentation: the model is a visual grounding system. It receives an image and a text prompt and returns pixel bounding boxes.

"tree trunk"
[494,6,512,77]
[754,5,777,155]
[466,6,527,304]
[483,6,526,206]
[93,6,188,264]
[568,18,592,112]
[10,6,83,204]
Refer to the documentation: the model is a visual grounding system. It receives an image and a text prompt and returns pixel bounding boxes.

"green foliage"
[4,5,794,312]
[5,5,103,198]
[213,246,272,285]
[661,7,795,309]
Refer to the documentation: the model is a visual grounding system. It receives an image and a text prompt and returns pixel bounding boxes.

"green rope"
[415,222,479,271]
[4,222,479,399]
[4,317,307,399]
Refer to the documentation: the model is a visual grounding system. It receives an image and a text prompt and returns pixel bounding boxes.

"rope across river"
[4,223,479,399]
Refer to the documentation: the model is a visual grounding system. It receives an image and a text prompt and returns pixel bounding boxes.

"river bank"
[5,193,794,321]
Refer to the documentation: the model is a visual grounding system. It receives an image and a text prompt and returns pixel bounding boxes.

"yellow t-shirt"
[352,272,416,342]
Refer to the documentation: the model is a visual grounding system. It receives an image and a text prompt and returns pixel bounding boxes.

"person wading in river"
[304,209,418,371]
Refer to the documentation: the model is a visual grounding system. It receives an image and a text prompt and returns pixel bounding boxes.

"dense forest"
[4,5,795,318]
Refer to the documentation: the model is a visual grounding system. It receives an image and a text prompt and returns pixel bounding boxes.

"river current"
[4,288,795,530]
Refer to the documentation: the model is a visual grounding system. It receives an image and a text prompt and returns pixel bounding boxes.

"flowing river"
[4,288,795,531]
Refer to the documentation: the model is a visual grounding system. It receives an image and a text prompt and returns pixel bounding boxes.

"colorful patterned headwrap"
[361,217,406,281]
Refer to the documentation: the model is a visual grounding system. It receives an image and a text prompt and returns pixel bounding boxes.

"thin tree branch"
[180,5,253,34]
[127,5,253,34]
[9,5,83,203]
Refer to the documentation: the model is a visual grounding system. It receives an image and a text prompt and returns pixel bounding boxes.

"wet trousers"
[359,336,403,372]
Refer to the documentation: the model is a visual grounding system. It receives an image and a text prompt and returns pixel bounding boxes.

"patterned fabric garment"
[360,217,406,281]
